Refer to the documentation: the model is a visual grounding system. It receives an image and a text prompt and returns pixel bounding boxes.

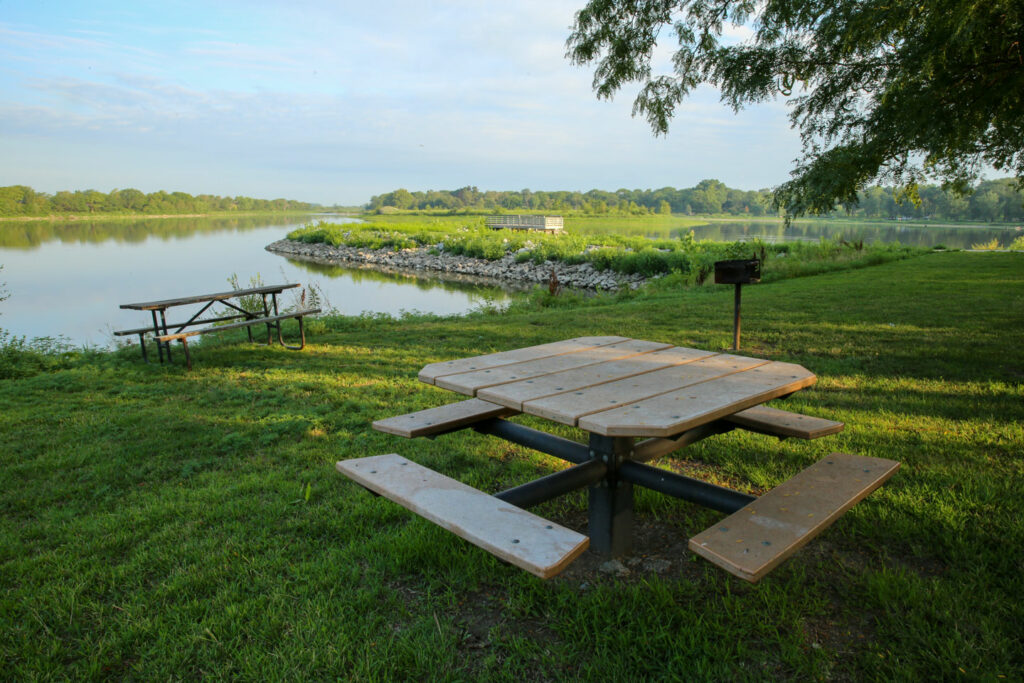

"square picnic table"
[339,337,899,581]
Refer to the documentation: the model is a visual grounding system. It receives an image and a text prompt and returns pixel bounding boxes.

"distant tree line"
[368,178,1024,223]
[0,186,320,217]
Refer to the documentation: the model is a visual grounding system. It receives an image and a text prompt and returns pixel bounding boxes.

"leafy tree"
[566,0,1024,216]
[970,190,1000,222]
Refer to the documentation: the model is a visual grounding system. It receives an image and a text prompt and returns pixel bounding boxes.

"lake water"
[680,219,1021,248]
[1,214,1019,347]
[0,215,514,347]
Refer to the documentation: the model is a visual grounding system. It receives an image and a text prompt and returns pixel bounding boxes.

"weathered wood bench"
[336,453,589,578]
[689,453,899,582]
[724,404,845,440]
[155,308,320,368]
[372,398,517,438]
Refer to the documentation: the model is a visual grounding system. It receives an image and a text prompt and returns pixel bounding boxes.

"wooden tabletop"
[418,336,817,438]
[120,283,300,310]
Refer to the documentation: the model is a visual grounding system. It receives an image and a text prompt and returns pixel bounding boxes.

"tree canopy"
[566,0,1024,216]
[0,186,320,217]
[367,179,1024,222]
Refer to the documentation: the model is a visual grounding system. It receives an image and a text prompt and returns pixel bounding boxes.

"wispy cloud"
[0,1,800,203]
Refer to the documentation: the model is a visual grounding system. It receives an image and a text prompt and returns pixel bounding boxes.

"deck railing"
[485,215,564,232]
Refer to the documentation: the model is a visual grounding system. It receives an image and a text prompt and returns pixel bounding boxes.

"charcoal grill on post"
[714,259,761,350]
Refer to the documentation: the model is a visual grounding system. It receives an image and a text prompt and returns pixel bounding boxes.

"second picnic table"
[117,283,320,368]
[339,336,899,581]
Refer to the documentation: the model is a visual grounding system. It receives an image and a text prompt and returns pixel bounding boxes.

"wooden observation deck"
[485,215,564,233]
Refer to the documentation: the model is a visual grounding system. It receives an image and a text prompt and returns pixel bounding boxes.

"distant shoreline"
[0,211,349,223]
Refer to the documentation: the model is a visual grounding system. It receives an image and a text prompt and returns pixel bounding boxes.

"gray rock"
[643,558,672,573]
[598,559,631,577]
[264,239,653,292]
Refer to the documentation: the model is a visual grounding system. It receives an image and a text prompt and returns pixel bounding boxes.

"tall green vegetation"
[0,265,82,378]
[368,179,1024,223]
[289,219,922,283]
[0,185,321,218]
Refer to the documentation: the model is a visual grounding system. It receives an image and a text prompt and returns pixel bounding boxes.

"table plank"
[435,339,672,394]
[521,353,768,427]
[417,336,629,385]
[120,283,300,310]
[477,346,721,410]
[578,361,816,437]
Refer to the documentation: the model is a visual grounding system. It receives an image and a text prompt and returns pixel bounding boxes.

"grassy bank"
[1,252,1022,679]
[289,219,925,284]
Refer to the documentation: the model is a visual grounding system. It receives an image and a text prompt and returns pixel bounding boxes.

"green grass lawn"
[1,252,1022,679]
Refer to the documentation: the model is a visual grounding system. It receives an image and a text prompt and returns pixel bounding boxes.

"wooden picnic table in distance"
[340,337,899,580]
[117,283,319,368]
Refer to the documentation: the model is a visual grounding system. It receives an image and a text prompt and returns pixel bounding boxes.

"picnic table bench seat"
[113,313,255,338]
[724,405,844,440]
[336,453,589,578]
[154,308,321,343]
[689,453,899,582]
[155,307,320,368]
[371,398,517,438]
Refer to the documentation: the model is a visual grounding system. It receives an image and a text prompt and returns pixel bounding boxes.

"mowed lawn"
[1,251,1021,679]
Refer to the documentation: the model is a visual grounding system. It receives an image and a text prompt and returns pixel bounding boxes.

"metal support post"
[158,309,172,362]
[587,433,635,556]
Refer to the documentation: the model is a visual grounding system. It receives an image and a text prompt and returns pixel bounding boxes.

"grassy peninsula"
[289,216,925,284]
[1,250,1022,679]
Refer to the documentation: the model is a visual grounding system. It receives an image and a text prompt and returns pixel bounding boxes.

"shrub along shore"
[1,251,1022,679]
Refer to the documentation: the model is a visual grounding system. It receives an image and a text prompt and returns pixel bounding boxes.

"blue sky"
[1,0,801,205]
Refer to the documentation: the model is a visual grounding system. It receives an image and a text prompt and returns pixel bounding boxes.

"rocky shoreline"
[265,239,650,291]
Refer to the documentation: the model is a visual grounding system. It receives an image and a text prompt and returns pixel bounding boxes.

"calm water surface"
[0,215,513,347]
[572,217,1021,247]
[3,214,1019,347]
[683,219,1020,248]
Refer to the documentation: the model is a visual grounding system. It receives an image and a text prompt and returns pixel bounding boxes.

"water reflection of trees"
[283,258,520,297]
[678,221,1019,249]
[0,215,355,249]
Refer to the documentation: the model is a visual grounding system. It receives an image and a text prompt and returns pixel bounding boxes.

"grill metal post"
[714,259,761,351]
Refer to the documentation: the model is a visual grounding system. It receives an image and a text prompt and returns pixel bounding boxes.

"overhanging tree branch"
[566,0,1024,216]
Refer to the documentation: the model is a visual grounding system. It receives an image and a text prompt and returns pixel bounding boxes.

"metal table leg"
[586,433,635,556]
